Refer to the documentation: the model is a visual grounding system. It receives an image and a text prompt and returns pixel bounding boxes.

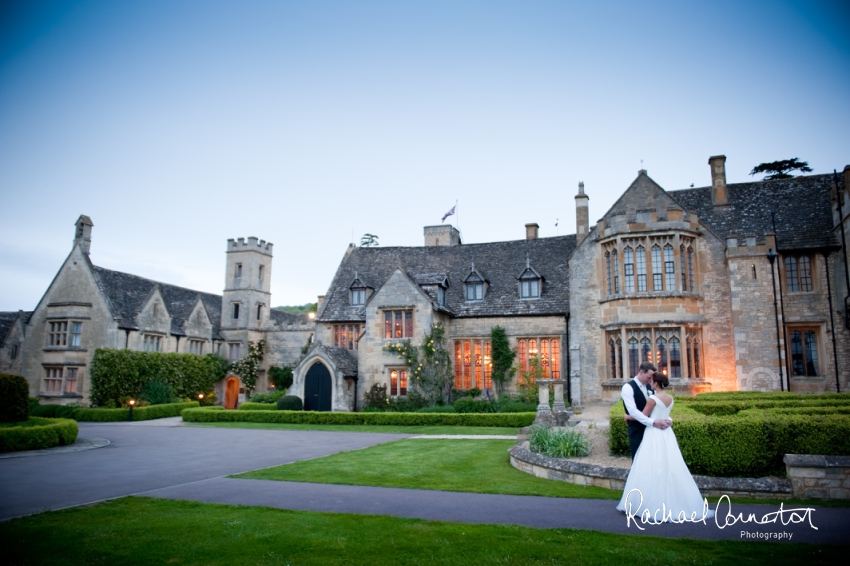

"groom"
[621,362,671,459]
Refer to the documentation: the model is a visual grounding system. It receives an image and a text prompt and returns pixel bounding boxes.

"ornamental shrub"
[453,398,496,414]
[250,390,288,404]
[140,381,175,405]
[182,407,535,427]
[0,373,29,423]
[0,417,78,452]
[269,366,294,390]
[529,424,591,458]
[89,349,229,407]
[363,383,390,410]
[277,395,303,411]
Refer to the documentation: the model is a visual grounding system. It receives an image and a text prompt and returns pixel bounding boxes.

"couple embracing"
[615,362,713,522]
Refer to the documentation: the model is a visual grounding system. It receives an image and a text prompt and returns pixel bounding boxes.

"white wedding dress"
[616,395,713,522]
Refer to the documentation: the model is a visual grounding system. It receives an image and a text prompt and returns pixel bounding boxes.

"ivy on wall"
[383,322,454,404]
[89,349,229,407]
[230,340,265,395]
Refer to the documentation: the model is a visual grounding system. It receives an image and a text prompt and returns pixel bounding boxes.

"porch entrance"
[304,362,332,411]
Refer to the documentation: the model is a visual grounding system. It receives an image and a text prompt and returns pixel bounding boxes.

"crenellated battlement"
[227,236,273,255]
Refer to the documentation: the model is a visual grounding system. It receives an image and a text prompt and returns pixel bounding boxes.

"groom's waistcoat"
[625,379,650,414]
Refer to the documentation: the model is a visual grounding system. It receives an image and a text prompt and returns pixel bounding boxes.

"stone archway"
[304,362,332,411]
[225,376,240,409]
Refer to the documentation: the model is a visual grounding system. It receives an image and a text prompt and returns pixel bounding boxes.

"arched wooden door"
[225,377,240,409]
[304,362,332,411]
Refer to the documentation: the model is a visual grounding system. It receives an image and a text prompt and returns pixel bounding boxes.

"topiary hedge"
[608,400,850,477]
[276,395,302,411]
[74,401,199,422]
[0,418,78,452]
[182,407,535,427]
[238,402,279,411]
[0,373,30,422]
[89,349,229,407]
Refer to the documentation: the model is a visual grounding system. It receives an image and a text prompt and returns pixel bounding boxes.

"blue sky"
[1,0,848,311]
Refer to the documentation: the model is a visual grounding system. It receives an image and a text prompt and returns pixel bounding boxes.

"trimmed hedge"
[0,373,29,422]
[608,400,850,476]
[681,391,850,402]
[0,417,78,452]
[182,407,535,427]
[238,402,278,411]
[74,401,199,422]
[89,348,228,407]
[738,406,850,417]
[685,398,850,416]
[28,401,78,419]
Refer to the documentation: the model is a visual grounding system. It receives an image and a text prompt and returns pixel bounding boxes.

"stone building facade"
[0,217,313,407]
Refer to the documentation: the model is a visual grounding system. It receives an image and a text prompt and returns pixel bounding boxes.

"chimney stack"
[709,155,728,206]
[424,225,461,246]
[73,215,94,254]
[525,223,539,240]
[575,182,589,245]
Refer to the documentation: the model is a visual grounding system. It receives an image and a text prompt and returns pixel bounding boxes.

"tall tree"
[749,158,812,180]
[360,233,379,247]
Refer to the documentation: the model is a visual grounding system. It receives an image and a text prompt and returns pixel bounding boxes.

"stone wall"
[785,454,850,499]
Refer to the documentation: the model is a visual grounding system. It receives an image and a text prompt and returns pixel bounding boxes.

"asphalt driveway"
[0,422,409,521]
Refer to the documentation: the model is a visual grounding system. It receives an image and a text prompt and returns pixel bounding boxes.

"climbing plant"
[383,322,454,404]
[230,340,266,395]
[489,326,516,397]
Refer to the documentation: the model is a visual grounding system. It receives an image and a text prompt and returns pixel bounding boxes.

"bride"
[616,373,713,522]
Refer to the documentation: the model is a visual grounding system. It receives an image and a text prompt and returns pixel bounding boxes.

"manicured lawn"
[0,497,839,566]
[236,439,620,499]
[187,421,519,435]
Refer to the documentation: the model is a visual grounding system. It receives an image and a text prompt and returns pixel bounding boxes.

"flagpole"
[455,200,458,230]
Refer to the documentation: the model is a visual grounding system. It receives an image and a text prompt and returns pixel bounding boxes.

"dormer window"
[350,288,366,306]
[463,263,486,302]
[438,286,446,306]
[518,256,542,299]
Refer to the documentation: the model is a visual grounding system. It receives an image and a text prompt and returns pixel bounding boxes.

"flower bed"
[182,407,535,427]
[0,417,78,453]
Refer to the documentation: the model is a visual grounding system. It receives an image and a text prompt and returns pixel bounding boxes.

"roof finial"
[471,260,475,271]
[526,252,530,269]
[354,268,358,280]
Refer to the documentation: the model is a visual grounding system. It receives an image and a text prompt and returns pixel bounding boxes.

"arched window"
[680,245,688,291]
[608,335,623,379]
[651,245,662,291]
[636,245,647,292]
[640,337,652,364]
[657,336,668,376]
[612,250,620,294]
[687,246,695,291]
[669,336,681,378]
[605,251,612,295]
[628,338,639,378]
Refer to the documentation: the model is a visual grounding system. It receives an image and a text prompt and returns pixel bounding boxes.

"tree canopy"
[749,158,812,180]
[360,233,379,247]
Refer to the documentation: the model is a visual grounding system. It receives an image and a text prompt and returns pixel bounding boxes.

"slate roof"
[318,235,576,322]
[670,173,841,251]
[269,308,312,327]
[90,265,223,334]
[322,345,359,377]
[0,311,32,346]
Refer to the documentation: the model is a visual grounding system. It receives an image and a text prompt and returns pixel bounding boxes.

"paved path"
[144,478,849,546]
[0,423,408,521]
[2,423,848,545]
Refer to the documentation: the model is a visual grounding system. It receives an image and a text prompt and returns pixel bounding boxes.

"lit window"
[515,337,561,379]
[389,369,408,396]
[383,310,413,339]
[333,324,361,350]
[65,368,78,394]
[453,339,493,390]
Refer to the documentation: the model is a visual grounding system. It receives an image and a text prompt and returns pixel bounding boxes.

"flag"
[441,206,456,222]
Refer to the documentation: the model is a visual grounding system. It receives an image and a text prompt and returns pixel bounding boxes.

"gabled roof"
[299,343,359,377]
[412,272,449,286]
[269,308,311,327]
[670,173,840,251]
[318,235,576,322]
[0,312,23,346]
[90,265,223,333]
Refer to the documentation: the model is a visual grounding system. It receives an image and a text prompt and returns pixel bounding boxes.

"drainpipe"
[124,329,130,349]
[565,315,571,405]
[823,252,841,392]
[772,211,790,390]
[767,249,785,391]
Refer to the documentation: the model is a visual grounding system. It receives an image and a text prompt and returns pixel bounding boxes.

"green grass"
[187,421,519,435]
[236,439,620,499]
[0,497,840,565]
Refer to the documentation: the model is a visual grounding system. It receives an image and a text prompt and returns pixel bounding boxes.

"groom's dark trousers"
[625,380,650,459]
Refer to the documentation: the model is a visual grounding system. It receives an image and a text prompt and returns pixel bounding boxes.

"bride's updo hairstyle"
[652,373,670,389]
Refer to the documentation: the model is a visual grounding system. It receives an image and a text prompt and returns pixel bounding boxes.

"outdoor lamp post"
[767,249,785,391]
[128,399,136,421]
[198,393,204,406]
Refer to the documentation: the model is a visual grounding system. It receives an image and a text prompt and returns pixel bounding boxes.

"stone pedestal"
[532,379,572,427]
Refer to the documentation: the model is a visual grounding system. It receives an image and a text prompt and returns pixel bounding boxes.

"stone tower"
[221,237,273,330]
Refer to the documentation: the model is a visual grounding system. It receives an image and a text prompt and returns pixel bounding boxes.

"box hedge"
[608,400,850,476]
[74,401,199,422]
[0,417,78,452]
[89,348,229,407]
[0,373,30,422]
[182,407,535,427]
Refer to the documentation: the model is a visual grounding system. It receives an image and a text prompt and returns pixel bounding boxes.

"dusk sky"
[1,0,848,312]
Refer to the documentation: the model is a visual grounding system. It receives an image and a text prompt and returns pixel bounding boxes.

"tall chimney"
[525,223,539,240]
[575,181,589,245]
[709,155,728,206]
[73,215,94,254]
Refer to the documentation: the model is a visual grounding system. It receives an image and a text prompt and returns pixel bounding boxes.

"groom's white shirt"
[621,377,655,428]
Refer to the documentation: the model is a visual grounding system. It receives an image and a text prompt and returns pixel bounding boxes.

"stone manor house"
[2,156,849,410]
